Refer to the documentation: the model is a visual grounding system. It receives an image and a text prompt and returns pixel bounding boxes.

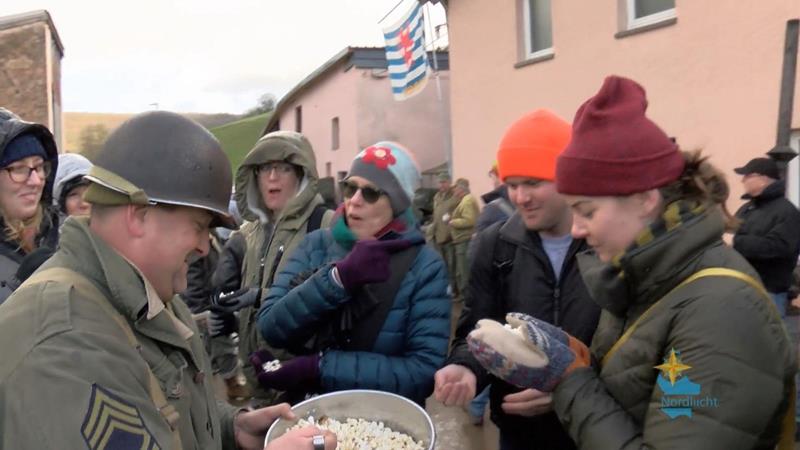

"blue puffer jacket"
[257,227,451,405]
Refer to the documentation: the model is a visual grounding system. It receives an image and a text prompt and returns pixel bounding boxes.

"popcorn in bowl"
[288,415,424,450]
[264,390,435,449]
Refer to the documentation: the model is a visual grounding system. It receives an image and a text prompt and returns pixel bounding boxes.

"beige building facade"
[445,1,800,207]
[0,10,64,149]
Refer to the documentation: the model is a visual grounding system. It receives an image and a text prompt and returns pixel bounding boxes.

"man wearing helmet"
[0,111,335,450]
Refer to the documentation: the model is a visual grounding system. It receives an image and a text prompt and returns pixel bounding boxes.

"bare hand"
[433,364,477,407]
[234,403,296,450]
[266,426,337,450]
[501,389,553,417]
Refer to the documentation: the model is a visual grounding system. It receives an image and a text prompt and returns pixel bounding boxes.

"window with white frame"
[627,0,676,29]
[522,0,553,59]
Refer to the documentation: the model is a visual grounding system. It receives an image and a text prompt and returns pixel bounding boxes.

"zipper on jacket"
[265,245,285,290]
[553,287,561,326]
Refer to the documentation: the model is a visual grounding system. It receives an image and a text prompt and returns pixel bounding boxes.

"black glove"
[209,310,238,338]
[212,287,261,314]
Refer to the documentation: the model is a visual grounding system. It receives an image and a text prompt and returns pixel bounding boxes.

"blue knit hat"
[348,141,421,216]
[1,133,47,168]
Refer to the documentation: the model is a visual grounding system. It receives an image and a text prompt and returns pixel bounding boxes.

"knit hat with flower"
[347,141,421,216]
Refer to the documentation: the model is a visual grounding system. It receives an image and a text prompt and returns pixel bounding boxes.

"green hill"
[210,113,270,174]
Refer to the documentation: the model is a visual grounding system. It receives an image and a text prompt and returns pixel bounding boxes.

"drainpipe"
[767,19,799,182]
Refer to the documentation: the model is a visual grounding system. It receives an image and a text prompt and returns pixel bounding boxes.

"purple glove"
[335,239,412,291]
[250,352,320,391]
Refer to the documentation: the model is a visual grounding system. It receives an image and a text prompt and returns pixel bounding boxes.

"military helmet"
[84,111,235,228]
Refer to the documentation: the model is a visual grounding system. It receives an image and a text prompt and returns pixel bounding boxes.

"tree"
[243,93,276,117]
[78,124,109,160]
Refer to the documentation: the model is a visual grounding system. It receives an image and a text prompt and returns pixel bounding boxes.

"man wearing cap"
[733,157,800,317]
[431,172,459,295]
[434,110,600,450]
[0,111,336,450]
[448,178,479,300]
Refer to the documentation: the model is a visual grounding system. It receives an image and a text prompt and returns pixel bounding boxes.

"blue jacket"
[257,228,451,404]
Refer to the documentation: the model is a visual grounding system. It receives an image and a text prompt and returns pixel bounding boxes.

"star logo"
[654,348,692,386]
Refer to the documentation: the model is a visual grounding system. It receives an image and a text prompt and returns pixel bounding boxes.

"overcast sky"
[3,0,447,114]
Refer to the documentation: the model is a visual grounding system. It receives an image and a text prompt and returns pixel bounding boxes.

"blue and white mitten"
[467,312,589,392]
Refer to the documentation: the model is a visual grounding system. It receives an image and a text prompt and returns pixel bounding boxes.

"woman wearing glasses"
[209,130,335,407]
[0,108,59,304]
[256,141,451,405]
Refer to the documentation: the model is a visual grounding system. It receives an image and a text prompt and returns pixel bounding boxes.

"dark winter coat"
[258,227,451,405]
[477,185,514,233]
[0,109,60,304]
[448,213,601,448]
[553,206,796,450]
[733,181,800,292]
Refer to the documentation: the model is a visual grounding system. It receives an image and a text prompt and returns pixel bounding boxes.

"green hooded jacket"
[0,217,240,450]
[234,131,332,405]
[553,206,796,449]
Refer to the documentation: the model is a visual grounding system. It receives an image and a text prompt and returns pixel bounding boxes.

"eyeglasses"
[3,161,51,183]
[257,162,296,176]
[340,180,385,203]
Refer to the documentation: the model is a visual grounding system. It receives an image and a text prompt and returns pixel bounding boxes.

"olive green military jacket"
[431,189,458,245]
[553,208,796,449]
[449,193,479,244]
[0,217,239,450]
[234,131,332,405]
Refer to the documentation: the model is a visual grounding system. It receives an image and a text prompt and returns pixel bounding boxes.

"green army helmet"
[83,111,235,228]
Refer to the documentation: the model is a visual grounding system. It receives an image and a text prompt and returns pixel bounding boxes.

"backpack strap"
[307,205,332,233]
[601,268,769,367]
[22,267,183,450]
[599,267,795,450]
[342,244,423,351]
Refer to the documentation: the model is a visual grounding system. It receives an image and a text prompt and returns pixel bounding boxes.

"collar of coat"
[56,217,197,350]
[740,179,785,204]
[498,213,587,273]
[577,201,725,316]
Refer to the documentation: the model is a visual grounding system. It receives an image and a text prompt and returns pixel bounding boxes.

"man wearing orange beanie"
[434,109,600,450]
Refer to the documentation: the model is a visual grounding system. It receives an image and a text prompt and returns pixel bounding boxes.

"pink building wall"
[447,1,800,208]
[275,63,360,180]
[276,57,451,187]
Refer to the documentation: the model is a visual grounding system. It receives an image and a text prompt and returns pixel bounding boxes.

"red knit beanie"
[556,75,684,195]
[496,109,572,182]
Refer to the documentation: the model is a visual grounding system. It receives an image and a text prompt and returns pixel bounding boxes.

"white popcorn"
[503,323,525,338]
[261,359,282,373]
[288,415,424,450]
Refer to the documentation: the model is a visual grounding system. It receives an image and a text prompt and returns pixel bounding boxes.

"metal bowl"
[264,389,435,449]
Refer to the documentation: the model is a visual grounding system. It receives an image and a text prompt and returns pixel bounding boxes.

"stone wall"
[0,22,49,125]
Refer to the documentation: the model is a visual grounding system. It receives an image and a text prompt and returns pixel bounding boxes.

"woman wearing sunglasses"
[255,141,451,405]
[0,108,60,304]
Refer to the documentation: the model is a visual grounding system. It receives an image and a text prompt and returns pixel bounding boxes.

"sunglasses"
[340,180,385,203]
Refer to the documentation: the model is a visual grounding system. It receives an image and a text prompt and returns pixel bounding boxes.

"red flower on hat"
[362,145,397,170]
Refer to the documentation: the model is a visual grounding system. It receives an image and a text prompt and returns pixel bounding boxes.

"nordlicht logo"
[654,348,719,419]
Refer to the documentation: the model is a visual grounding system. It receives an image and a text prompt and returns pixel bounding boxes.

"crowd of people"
[0,73,798,450]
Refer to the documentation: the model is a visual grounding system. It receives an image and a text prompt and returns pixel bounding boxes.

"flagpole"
[423,2,452,177]
[378,0,407,24]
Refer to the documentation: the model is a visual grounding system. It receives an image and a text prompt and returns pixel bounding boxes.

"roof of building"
[0,10,64,56]
[263,46,449,133]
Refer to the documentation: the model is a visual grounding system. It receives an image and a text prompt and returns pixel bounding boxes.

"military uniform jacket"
[0,217,239,450]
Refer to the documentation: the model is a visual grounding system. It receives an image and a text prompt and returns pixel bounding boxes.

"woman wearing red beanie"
[468,76,796,449]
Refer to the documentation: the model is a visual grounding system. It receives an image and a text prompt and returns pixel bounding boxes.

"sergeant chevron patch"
[81,384,160,450]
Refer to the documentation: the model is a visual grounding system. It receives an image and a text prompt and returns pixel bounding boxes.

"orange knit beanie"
[496,109,572,182]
